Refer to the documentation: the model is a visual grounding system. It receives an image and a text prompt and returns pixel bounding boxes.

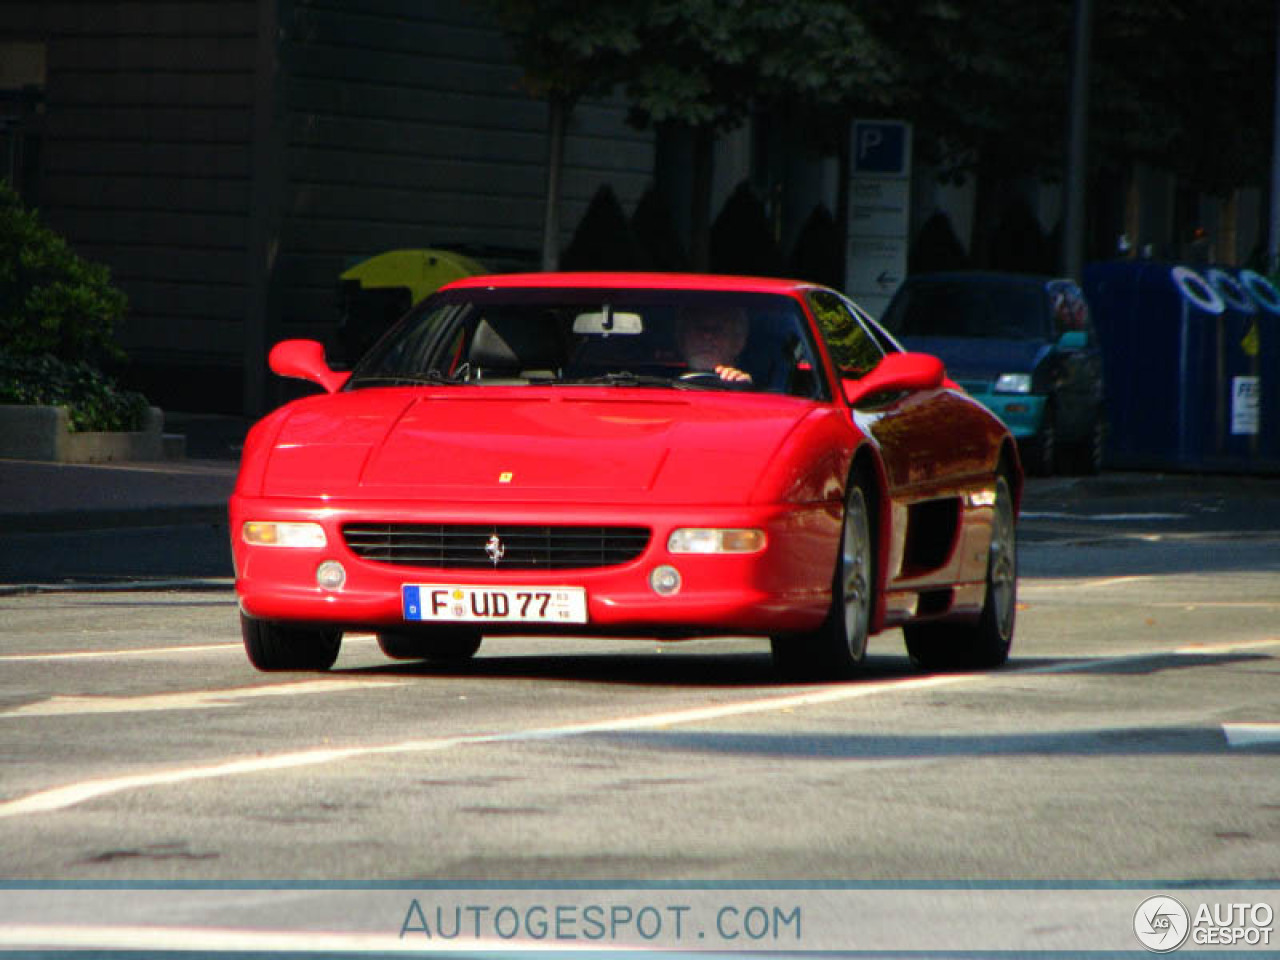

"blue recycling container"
[1082,260,1279,473]
[1231,269,1280,464]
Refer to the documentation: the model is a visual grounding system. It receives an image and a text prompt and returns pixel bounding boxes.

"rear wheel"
[904,472,1016,671]
[377,628,483,663]
[241,614,342,672]
[771,474,873,680]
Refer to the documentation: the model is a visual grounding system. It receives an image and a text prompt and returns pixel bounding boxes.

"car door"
[808,290,996,596]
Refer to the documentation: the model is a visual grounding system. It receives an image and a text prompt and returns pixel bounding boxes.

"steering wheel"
[677,370,725,385]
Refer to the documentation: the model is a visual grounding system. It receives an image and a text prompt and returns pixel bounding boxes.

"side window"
[807,290,885,380]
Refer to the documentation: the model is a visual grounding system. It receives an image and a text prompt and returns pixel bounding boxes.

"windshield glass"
[882,281,1049,340]
[348,288,824,397]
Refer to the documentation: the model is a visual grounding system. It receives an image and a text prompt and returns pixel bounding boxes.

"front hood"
[901,336,1051,382]
[257,388,815,504]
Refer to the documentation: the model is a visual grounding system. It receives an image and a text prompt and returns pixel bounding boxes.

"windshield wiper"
[559,372,696,389]
[347,371,463,389]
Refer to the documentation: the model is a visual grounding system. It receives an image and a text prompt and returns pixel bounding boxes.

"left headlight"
[241,521,327,548]
[667,528,766,554]
[994,373,1032,394]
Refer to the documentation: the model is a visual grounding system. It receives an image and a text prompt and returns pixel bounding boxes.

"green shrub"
[0,182,148,431]
[0,352,149,432]
[0,180,128,365]
[561,184,650,270]
[710,182,784,277]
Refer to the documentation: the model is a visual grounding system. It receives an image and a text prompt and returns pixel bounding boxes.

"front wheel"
[377,628,483,663]
[904,472,1017,671]
[771,475,873,680]
[241,614,342,672]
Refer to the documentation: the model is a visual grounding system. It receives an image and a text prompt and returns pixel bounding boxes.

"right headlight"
[994,373,1032,394]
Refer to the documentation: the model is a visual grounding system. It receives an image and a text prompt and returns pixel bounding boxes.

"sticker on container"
[1231,376,1260,436]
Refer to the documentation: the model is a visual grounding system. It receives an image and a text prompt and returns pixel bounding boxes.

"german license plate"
[402,584,588,624]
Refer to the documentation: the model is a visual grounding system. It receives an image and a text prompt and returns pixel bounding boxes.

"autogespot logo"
[1134,895,1191,953]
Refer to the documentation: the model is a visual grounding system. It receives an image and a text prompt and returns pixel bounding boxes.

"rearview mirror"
[573,310,644,335]
[842,352,945,407]
[268,339,350,394]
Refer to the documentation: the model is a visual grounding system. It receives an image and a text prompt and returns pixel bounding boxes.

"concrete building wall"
[3,1,260,387]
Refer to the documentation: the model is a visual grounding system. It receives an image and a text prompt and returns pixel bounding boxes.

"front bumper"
[230,496,840,636]
[962,387,1046,440]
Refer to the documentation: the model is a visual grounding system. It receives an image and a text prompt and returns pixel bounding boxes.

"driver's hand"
[714,365,752,383]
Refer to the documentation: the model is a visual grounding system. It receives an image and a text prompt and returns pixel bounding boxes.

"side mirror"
[268,339,350,394]
[1057,330,1088,350]
[842,352,945,407]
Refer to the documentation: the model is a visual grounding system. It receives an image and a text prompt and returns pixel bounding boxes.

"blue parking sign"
[853,121,909,175]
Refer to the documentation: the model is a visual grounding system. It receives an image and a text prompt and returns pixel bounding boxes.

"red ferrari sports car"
[231,273,1021,678]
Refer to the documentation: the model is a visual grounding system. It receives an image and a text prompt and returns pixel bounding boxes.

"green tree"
[483,0,898,272]
[1096,0,1274,194]
[861,0,1075,267]
[480,0,639,270]
[624,0,897,270]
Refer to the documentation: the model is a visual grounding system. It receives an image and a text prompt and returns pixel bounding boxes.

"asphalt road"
[1,472,1278,901]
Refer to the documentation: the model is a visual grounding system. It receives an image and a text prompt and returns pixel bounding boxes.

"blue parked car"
[881,272,1105,474]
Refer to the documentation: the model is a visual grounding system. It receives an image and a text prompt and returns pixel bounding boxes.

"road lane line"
[1021,576,1154,592]
[0,643,241,662]
[0,634,380,662]
[0,925,545,954]
[2,678,408,718]
[1022,511,1187,521]
[2,637,1277,819]
[1222,723,1280,748]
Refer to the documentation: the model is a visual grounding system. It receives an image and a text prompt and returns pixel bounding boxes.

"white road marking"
[0,642,241,662]
[1,678,407,718]
[1222,723,1280,748]
[1021,576,1153,591]
[0,925,565,953]
[1021,511,1187,521]
[0,634,379,662]
[1,636,1276,819]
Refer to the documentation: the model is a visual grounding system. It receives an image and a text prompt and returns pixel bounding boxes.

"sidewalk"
[0,413,244,534]
[0,457,238,533]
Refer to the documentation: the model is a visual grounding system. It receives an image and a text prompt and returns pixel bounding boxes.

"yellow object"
[1241,320,1260,358]
[340,249,488,306]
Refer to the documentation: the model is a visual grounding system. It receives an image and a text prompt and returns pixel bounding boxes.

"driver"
[676,305,752,383]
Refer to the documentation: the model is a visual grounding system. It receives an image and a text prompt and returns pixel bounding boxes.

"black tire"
[1025,403,1056,477]
[772,474,873,680]
[377,627,483,663]
[904,472,1017,671]
[241,614,342,672]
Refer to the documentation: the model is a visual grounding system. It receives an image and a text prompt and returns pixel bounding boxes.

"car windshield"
[882,281,1049,340]
[347,288,824,397]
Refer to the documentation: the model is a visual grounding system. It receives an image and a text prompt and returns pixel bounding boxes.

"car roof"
[442,272,820,295]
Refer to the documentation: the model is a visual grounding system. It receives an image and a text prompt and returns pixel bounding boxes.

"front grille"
[342,523,651,570]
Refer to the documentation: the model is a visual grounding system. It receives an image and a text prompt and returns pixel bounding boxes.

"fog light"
[316,560,346,591]
[649,565,682,596]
